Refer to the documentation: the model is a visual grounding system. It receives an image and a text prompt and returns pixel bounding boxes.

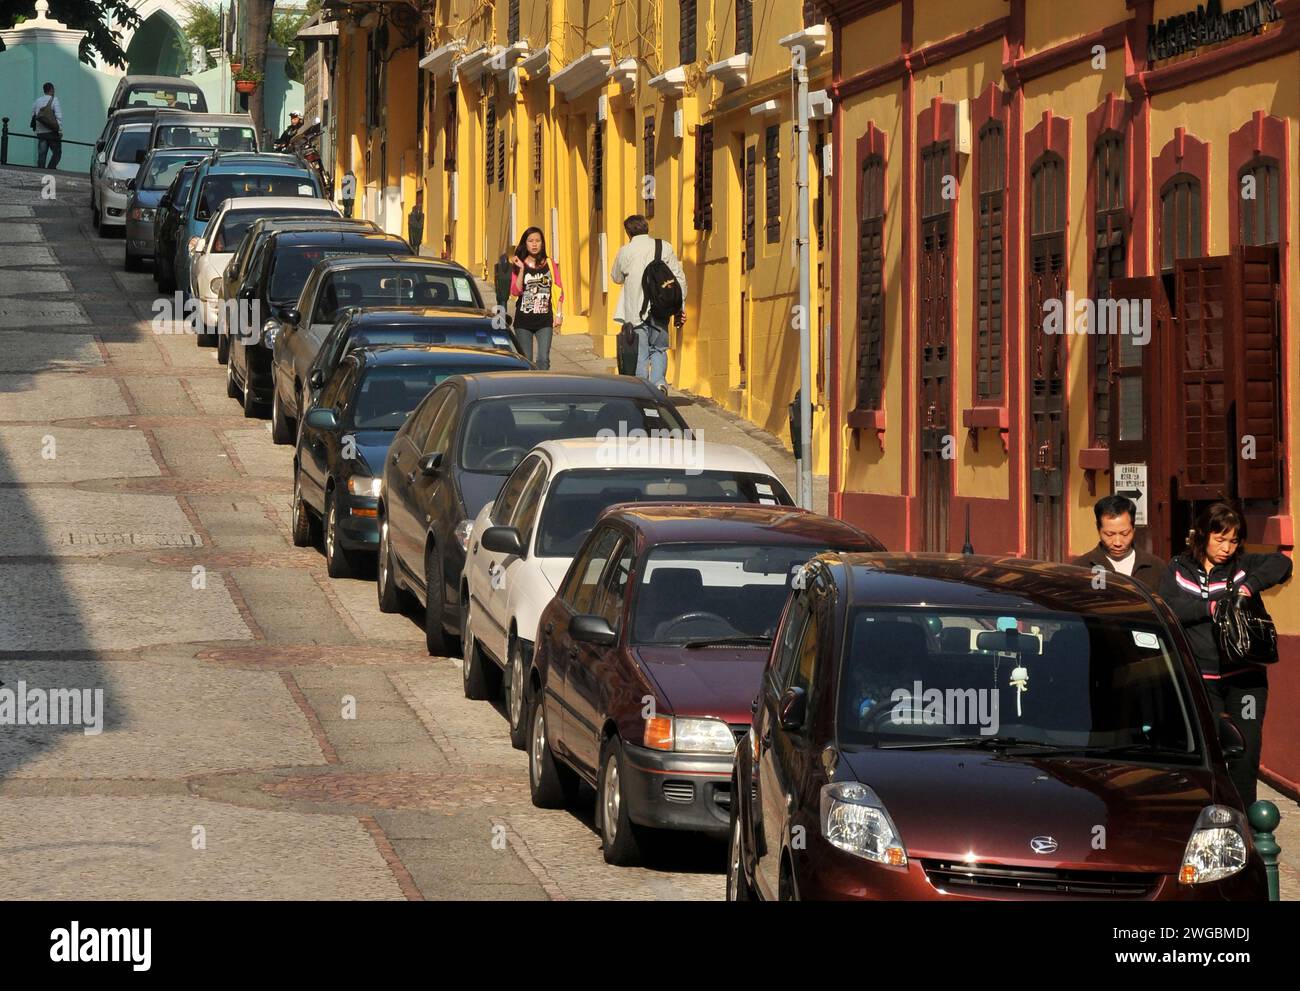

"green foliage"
[0,0,141,67]
[179,0,320,82]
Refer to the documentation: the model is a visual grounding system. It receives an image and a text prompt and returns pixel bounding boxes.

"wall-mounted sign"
[1147,0,1280,64]
[1114,463,1149,527]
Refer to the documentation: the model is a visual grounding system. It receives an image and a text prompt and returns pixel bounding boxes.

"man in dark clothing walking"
[1070,494,1165,589]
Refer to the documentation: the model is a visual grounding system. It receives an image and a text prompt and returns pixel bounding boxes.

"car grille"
[662,781,695,804]
[922,860,1158,899]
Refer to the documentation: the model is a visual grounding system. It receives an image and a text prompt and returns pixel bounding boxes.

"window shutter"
[1174,254,1235,501]
[744,145,756,270]
[498,126,506,191]
[765,125,781,243]
[680,0,697,65]
[1239,159,1280,247]
[694,122,714,231]
[736,0,753,57]
[508,0,521,45]
[976,123,1005,402]
[1092,133,1126,442]
[814,125,826,250]
[533,117,543,185]
[592,121,604,212]
[485,101,496,192]
[855,156,885,412]
[644,115,656,219]
[444,85,459,171]
[803,1,825,27]
[1161,175,1202,272]
[1234,245,1283,499]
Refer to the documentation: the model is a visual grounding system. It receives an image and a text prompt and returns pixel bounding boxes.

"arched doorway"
[123,9,190,76]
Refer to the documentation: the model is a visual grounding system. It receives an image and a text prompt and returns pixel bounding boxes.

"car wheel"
[727,805,754,902]
[376,519,411,612]
[504,636,529,750]
[459,599,499,698]
[779,859,800,902]
[217,332,230,365]
[225,354,240,399]
[241,365,262,418]
[270,384,294,444]
[291,468,317,548]
[528,695,577,809]
[423,544,451,656]
[324,491,356,579]
[124,250,143,273]
[598,737,645,866]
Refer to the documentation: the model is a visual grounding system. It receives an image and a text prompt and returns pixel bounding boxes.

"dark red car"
[728,554,1269,901]
[525,505,884,865]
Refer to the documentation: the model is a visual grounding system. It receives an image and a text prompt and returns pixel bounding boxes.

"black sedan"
[293,345,530,577]
[377,373,690,656]
[226,228,410,417]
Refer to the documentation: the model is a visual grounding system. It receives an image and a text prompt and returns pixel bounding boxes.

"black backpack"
[640,239,683,323]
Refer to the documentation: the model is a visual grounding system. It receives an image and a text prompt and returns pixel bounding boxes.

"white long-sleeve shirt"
[610,234,687,325]
[31,94,63,134]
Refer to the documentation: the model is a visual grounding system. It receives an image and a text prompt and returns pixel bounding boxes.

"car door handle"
[391,452,400,465]
[406,471,417,484]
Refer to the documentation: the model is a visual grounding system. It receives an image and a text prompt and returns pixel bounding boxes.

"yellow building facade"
[326,0,835,473]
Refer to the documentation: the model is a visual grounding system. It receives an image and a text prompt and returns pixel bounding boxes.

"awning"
[550,47,612,101]
[297,21,339,40]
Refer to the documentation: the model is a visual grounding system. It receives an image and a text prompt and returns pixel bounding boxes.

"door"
[1027,154,1068,561]
[387,389,446,571]
[918,143,953,552]
[486,458,549,661]
[409,395,461,603]
[300,360,355,508]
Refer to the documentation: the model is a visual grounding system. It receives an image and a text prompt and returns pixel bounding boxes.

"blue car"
[173,151,324,300]
[124,148,206,272]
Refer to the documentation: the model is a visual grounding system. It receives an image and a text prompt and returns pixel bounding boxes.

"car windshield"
[836,608,1200,759]
[125,88,203,110]
[214,209,330,252]
[317,268,482,315]
[268,241,406,304]
[633,543,823,645]
[197,174,317,220]
[144,155,200,190]
[157,124,255,151]
[459,397,688,475]
[112,128,150,164]
[352,365,486,430]
[537,469,794,558]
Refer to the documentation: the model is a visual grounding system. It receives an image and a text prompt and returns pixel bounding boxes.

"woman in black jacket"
[1158,502,1292,805]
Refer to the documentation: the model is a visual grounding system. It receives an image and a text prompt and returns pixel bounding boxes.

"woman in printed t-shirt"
[509,227,563,370]
[1158,502,1292,806]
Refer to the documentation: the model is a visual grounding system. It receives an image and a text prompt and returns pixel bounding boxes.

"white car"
[460,437,793,748]
[190,195,340,344]
[92,122,151,233]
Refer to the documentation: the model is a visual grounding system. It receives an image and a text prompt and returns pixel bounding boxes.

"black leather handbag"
[1214,581,1279,666]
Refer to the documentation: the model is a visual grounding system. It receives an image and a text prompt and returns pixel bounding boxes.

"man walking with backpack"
[31,82,63,170]
[610,215,687,393]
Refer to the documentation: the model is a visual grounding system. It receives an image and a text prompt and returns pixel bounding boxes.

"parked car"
[464,438,795,749]
[268,257,491,442]
[294,345,532,577]
[214,217,381,364]
[225,228,410,416]
[146,111,257,154]
[107,75,207,116]
[727,553,1270,901]
[173,152,324,302]
[191,195,341,345]
[124,149,205,272]
[377,373,690,655]
[91,107,157,178]
[153,162,202,291]
[91,122,151,234]
[526,505,883,863]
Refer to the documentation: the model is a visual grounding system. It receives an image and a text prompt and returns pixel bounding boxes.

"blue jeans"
[518,324,552,370]
[37,133,62,170]
[635,321,669,390]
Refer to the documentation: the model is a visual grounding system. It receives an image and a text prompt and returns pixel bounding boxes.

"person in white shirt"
[610,215,687,392]
[31,82,63,170]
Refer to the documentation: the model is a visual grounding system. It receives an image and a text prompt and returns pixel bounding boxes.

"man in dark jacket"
[1070,495,1165,589]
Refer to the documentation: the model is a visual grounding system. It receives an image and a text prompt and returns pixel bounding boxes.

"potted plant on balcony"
[234,61,262,94]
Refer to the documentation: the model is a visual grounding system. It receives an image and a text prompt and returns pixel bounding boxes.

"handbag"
[35,97,60,133]
[1214,579,1279,666]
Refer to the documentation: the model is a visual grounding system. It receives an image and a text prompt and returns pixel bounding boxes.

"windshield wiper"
[876,736,1059,751]
[1023,742,1196,759]
[682,635,773,649]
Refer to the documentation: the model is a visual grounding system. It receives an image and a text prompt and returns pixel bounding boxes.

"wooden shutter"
[694,122,714,231]
[976,124,1005,402]
[854,156,885,413]
[745,144,756,270]
[508,0,521,45]
[533,117,543,185]
[1239,159,1280,247]
[1234,245,1282,499]
[737,0,754,56]
[644,115,656,219]
[803,1,825,27]
[765,125,781,243]
[680,0,697,65]
[1174,254,1235,500]
[497,126,506,191]
[1093,133,1126,443]
[592,121,604,212]
[444,86,458,170]
[814,125,826,250]
[485,101,496,191]
[1161,175,1202,271]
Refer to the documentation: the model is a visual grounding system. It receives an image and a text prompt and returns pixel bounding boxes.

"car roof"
[346,307,493,324]
[114,122,153,134]
[600,504,882,549]
[121,75,204,89]
[107,108,160,123]
[315,255,473,274]
[250,218,374,237]
[205,152,302,168]
[216,196,337,214]
[533,437,776,477]
[272,230,408,247]
[831,553,1159,615]
[353,345,529,368]
[203,157,311,176]
[153,112,252,125]
[458,372,664,402]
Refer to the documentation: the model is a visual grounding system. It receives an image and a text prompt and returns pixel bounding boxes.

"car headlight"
[130,206,155,222]
[347,476,382,498]
[670,717,737,755]
[820,781,908,866]
[262,320,279,349]
[105,177,130,193]
[1180,805,1249,884]
[454,519,474,552]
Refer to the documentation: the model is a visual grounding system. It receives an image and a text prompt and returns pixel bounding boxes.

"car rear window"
[538,469,793,558]
[319,268,482,314]
[352,364,500,430]
[268,240,408,303]
[197,174,318,220]
[125,88,204,111]
[459,397,690,476]
[214,208,333,252]
[111,128,150,164]
[345,323,514,351]
[157,124,255,152]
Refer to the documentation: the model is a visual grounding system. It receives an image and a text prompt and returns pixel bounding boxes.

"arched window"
[1029,153,1066,383]
[1238,157,1280,246]
[1160,174,1202,272]
[975,122,1005,402]
[1092,132,1125,445]
[855,156,885,412]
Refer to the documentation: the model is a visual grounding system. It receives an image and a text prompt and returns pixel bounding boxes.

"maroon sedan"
[525,504,884,865]
[729,554,1269,901]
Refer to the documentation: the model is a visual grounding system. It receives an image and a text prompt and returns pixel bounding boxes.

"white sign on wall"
[1113,463,1148,527]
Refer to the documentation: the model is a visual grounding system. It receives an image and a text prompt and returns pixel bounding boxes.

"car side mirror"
[304,407,339,431]
[308,369,325,390]
[210,277,223,296]
[237,285,255,301]
[779,687,808,732]
[1217,714,1245,760]
[480,525,523,556]
[279,306,301,325]
[418,452,443,476]
[570,614,616,647]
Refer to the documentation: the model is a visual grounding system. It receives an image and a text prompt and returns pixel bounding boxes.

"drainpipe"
[795,63,814,510]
